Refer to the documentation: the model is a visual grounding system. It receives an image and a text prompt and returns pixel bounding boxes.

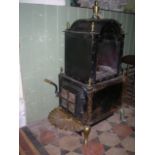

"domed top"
[67,19,124,40]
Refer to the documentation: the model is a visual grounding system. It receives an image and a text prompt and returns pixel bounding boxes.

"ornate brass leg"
[120,108,126,122]
[87,78,94,122]
[83,125,91,145]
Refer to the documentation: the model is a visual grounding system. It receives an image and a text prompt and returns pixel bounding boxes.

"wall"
[19,3,135,124]
[70,0,135,13]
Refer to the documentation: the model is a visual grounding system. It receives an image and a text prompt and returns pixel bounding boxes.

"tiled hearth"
[21,103,135,155]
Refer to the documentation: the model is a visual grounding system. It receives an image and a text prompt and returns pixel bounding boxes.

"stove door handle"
[44,79,58,96]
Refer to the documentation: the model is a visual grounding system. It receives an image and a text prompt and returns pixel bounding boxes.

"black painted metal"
[59,73,122,124]
[65,19,124,83]
[45,18,126,125]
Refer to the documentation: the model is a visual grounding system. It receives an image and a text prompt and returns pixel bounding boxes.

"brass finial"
[92,0,100,19]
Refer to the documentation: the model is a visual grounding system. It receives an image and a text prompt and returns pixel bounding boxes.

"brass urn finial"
[92,0,100,19]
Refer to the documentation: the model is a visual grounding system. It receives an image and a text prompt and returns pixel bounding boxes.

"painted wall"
[19,3,135,124]
[70,0,135,13]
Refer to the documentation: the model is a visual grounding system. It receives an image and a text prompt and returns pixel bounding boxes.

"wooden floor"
[19,127,49,155]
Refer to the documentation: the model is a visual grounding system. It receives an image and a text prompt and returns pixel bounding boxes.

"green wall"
[19,3,135,124]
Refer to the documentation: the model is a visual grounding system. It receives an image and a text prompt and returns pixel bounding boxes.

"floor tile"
[121,137,135,152]
[39,130,56,145]
[89,137,100,144]
[113,124,133,138]
[94,120,112,132]
[73,147,82,154]
[22,103,135,155]
[44,144,61,155]
[59,135,81,151]
[123,106,134,116]
[107,113,121,124]
[115,143,124,148]
[28,126,41,139]
[104,145,111,151]
[87,128,98,141]
[127,116,135,127]
[105,147,128,155]
[99,132,120,147]
[82,142,104,155]
[96,130,104,135]
[66,152,81,155]
[61,149,70,155]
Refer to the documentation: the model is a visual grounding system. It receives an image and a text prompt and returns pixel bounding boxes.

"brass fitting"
[92,0,100,19]
[91,22,95,32]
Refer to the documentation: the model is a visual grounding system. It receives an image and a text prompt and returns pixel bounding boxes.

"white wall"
[19,69,26,127]
[19,0,65,6]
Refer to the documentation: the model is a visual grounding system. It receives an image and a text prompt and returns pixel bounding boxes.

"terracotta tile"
[99,132,120,147]
[82,142,104,155]
[59,135,81,151]
[39,130,56,145]
[113,124,133,138]
[121,137,135,152]
[49,135,59,147]
[105,147,128,155]
[28,118,57,141]
[44,144,61,155]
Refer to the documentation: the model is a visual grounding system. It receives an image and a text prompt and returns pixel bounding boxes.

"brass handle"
[44,79,58,95]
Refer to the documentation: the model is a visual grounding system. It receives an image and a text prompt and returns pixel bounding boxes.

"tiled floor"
[27,103,135,155]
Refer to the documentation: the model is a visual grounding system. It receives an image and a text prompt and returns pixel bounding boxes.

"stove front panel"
[59,75,87,120]
[59,74,122,124]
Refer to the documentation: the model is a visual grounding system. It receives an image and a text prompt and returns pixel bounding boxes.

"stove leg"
[83,125,91,145]
[120,108,126,122]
